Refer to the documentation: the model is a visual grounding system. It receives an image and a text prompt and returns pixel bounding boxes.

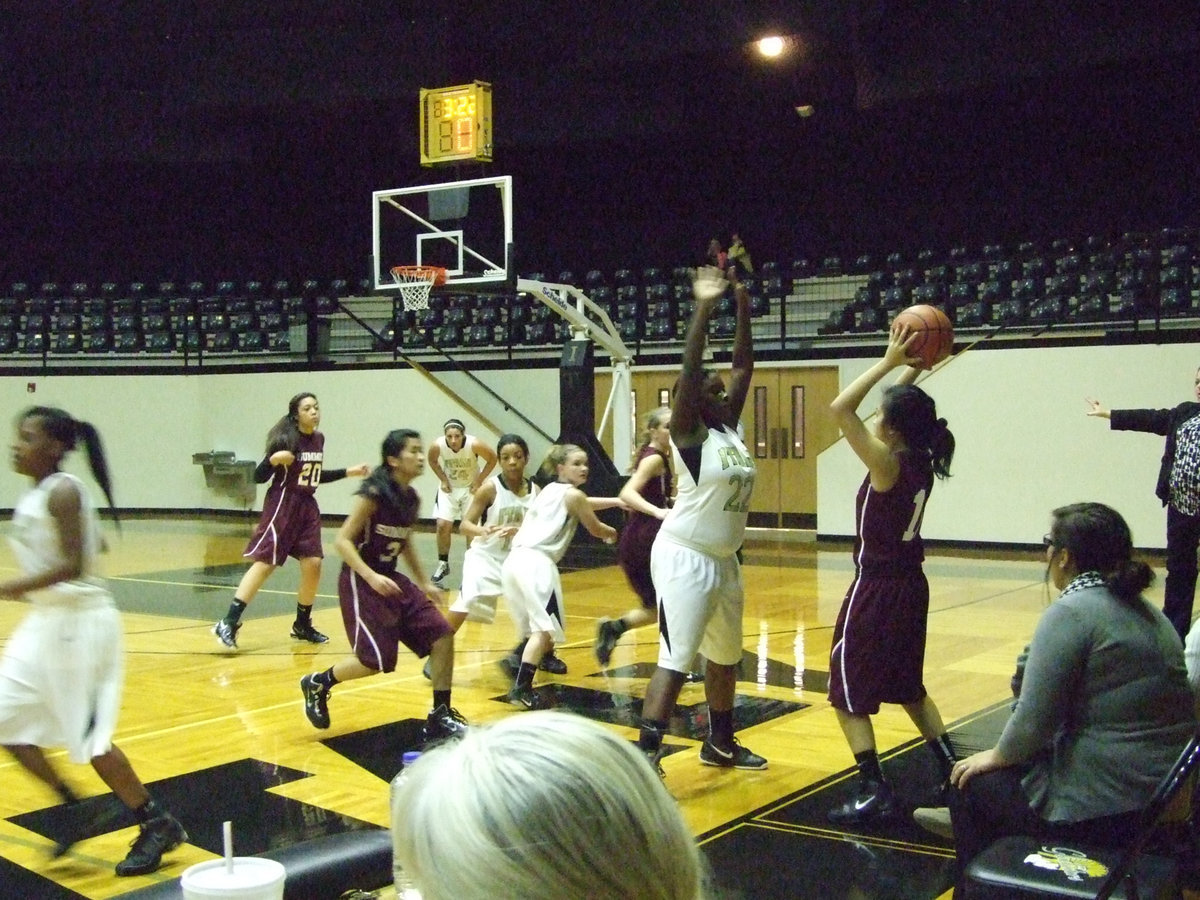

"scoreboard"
[419,81,493,166]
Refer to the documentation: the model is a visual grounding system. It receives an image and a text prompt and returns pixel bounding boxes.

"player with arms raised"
[638,266,765,774]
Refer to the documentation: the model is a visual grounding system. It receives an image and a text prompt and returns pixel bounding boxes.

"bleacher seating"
[0,227,1194,361]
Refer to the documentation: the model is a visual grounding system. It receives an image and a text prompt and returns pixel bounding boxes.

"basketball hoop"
[390,265,447,312]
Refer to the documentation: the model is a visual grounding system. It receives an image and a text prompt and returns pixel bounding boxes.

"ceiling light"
[756,36,785,57]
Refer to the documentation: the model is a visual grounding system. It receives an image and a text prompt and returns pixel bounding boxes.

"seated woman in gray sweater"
[945,502,1195,892]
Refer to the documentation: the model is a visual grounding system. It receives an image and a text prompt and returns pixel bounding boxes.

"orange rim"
[390,265,447,286]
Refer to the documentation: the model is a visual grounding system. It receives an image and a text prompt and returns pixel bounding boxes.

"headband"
[444,418,466,433]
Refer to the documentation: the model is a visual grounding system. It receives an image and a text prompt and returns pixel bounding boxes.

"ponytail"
[880,385,955,480]
[21,406,118,526]
[928,417,955,480]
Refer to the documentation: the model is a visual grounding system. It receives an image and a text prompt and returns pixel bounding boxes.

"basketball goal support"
[516,277,634,474]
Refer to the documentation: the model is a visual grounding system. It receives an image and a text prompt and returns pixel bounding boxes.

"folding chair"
[964,733,1199,899]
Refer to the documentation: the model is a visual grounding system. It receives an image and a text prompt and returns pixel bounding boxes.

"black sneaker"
[508,684,551,710]
[422,704,469,743]
[699,737,768,770]
[431,561,450,586]
[212,619,240,649]
[594,618,623,666]
[300,674,331,729]
[828,781,900,825]
[290,620,329,643]
[539,651,568,675]
[114,815,187,877]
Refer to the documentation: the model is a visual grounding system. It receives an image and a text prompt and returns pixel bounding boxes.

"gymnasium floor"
[0,517,1163,898]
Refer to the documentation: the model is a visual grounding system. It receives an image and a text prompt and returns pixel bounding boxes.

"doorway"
[594,366,840,529]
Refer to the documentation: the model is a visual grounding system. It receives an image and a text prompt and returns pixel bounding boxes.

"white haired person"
[391,710,708,900]
[0,407,186,876]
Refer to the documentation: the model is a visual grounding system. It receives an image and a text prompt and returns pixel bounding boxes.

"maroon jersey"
[244,430,327,564]
[852,451,932,574]
[264,430,326,499]
[618,445,672,607]
[350,478,421,576]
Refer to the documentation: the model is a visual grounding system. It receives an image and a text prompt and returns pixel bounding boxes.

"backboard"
[371,175,513,292]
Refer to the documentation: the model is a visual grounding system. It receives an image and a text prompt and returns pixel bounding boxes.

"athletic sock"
[433,689,451,709]
[438,554,449,563]
[612,618,630,636]
[55,783,79,805]
[639,719,667,754]
[928,733,956,780]
[295,603,312,624]
[133,798,165,824]
[313,667,339,690]
[710,708,734,748]
[853,749,885,788]
[225,599,248,624]
[515,662,536,690]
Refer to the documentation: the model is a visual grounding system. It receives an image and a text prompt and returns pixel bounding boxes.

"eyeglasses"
[1042,534,1054,549]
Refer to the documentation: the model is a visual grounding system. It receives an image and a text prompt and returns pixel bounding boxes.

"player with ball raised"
[824,316,959,825]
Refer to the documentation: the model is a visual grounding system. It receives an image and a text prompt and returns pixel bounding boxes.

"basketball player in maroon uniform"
[214,392,368,649]
[826,324,958,824]
[300,429,467,742]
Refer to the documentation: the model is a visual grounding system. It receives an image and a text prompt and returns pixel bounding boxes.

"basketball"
[892,304,954,370]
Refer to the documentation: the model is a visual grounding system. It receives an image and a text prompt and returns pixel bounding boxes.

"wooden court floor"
[0,516,1175,898]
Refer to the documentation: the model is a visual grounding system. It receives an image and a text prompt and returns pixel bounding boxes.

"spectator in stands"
[941,502,1194,892]
[728,232,753,276]
[705,238,727,271]
[391,711,708,900]
[1086,380,1200,639]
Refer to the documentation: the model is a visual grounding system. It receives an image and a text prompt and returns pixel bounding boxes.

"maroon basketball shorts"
[338,567,452,673]
[243,493,325,564]
[828,570,930,715]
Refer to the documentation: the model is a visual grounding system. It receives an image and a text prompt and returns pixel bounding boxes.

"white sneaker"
[431,561,450,585]
[913,806,954,839]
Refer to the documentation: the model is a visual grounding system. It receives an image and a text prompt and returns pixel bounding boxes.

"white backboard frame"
[372,175,513,291]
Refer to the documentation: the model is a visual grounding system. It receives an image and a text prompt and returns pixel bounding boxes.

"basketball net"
[390,265,446,312]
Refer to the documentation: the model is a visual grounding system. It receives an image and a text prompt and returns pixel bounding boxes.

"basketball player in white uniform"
[448,434,538,628]
[427,418,498,586]
[0,407,187,875]
[500,445,621,708]
[638,267,767,773]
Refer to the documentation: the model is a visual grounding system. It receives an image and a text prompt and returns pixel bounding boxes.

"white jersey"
[434,433,483,490]
[0,471,121,764]
[11,472,107,603]
[659,425,755,557]
[511,481,579,564]
[469,474,539,562]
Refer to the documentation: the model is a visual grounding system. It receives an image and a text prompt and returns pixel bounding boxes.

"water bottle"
[390,750,423,899]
